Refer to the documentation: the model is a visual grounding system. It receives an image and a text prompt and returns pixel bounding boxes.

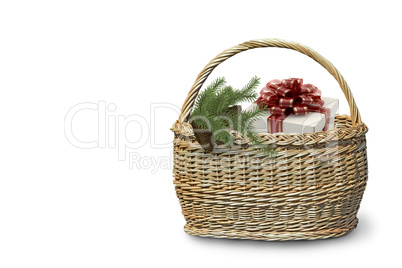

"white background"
[0,1,401,267]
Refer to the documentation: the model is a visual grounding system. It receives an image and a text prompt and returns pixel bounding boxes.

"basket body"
[172,116,368,241]
[172,38,369,241]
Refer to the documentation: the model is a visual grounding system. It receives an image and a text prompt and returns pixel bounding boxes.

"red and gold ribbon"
[255,78,330,133]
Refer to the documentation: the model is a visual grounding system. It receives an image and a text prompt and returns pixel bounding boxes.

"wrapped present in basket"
[246,78,339,134]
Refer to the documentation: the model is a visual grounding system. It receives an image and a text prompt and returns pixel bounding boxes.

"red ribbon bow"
[255,78,330,133]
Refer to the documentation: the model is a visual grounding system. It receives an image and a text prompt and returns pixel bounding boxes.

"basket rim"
[171,114,368,148]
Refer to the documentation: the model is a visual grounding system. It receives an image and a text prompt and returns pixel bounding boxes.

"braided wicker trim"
[184,217,358,241]
[172,115,368,148]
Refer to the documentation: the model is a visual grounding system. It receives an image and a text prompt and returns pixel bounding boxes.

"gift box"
[246,97,338,134]
[246,78,339,134]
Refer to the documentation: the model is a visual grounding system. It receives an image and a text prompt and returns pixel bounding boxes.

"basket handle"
[178,38,362,125]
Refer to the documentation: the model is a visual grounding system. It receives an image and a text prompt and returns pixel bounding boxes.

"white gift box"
[245,97,339,134]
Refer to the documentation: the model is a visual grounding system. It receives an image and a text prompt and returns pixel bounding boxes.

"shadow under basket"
[171,39,369,241]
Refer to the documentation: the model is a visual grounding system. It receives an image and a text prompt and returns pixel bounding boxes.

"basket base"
[184,217,358,241]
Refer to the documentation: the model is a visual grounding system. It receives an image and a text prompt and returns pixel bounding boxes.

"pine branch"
[215,86,235,115]
[193,77,226,114]
[190,76,276,156]
[230,106,267,134]
[245,129,276,157]
[228,76,260,105]
[228,106,276,156]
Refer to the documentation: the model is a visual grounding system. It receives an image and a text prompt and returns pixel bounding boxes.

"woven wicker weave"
[171,39,368,241]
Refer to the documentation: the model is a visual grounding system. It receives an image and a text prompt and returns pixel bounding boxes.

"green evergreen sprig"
[190,76,276,156]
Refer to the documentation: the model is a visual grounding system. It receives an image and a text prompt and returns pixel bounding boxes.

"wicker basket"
[171,39,368,241]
